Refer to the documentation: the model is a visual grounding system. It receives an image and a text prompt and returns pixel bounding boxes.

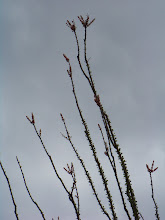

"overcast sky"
[1,1,165,220]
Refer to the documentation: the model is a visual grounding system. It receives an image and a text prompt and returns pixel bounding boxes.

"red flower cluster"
[146,160,158,173]
[66,20,76,32]
[64,163,74,175]
[94,94,101,107]
[26,113,35,125]
[78,15,95,28]
[63,54,72,77]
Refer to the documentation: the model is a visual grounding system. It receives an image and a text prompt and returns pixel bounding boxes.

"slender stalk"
[146,161,159,220]
[75,16,140,220]
[149,171,160,220]
[0,161,19,220]
[61,113,111,220]
[66,65,117,219]
[16,157,46,220]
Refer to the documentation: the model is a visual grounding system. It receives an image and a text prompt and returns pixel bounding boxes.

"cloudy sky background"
[1,1,165,219]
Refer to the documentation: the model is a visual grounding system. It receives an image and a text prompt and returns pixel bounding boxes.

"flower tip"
[63,54,69,62]
[60,113,64,121]
[31,112,35,124]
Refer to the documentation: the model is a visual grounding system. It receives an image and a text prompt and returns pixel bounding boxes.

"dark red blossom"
[26,113,35,124]
[63,54,69,62]
[66,20,76,32]
[94,94,101,107]
[146,160,158,173]
[78,15,95,28]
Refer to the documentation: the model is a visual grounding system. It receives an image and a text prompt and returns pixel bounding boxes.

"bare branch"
[16,157,46,220]
[0,161,19,220]
[146,161,160,220]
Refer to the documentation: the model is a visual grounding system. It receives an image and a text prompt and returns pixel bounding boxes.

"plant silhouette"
[0,15,160,220]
